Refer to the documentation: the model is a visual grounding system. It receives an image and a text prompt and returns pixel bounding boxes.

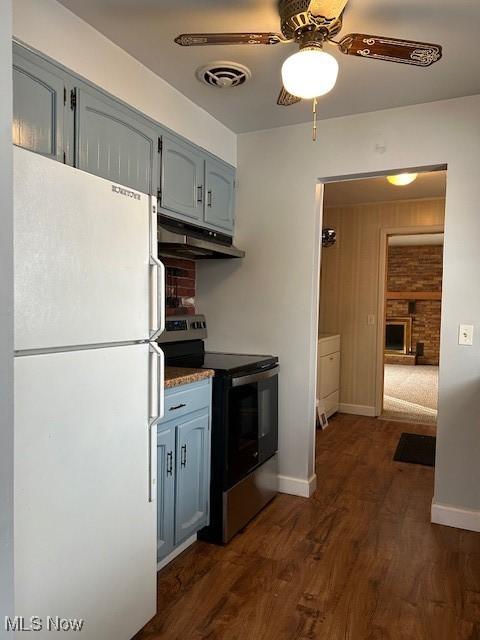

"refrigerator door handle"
[148,422,155,504]
[149,342,164,423]
[148,342,164,503]
[149,255,165,341]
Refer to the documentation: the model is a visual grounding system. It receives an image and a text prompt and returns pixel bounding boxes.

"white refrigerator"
[13,147,164,639]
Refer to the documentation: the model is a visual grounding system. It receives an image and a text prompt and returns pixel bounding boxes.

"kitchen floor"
[134,414,480,640]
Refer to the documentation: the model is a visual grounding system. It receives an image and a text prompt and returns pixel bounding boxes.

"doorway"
[380,230,444,426]
[317,169,446,427]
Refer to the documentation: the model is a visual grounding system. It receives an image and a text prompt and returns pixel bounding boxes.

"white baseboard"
[338,403,376,417]
[431,501,480,533]
[157,534,197,572]
[278,473,317,498]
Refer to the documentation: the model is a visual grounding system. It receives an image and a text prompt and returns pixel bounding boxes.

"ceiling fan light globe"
[281,49,339,100]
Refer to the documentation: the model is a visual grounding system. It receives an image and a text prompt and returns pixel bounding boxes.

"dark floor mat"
[393,432,436,467]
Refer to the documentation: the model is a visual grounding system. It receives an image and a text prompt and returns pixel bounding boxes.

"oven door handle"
[231,366,279,387]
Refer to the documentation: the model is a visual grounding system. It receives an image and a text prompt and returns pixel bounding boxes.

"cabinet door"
[76,87,159,195]
[160,135,204,222]
[157,426,176,561]
[204,158,235,234]
[175,412,209,545]
[12,47,65,162]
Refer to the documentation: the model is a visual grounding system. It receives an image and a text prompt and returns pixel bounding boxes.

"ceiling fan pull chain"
[312,97,318,142]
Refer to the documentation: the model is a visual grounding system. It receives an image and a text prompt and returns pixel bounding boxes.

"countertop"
[164,366,215,390]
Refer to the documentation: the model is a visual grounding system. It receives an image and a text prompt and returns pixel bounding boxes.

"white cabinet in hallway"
[317,334,341,418]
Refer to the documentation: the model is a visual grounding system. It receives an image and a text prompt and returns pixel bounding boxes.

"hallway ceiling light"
[281,48,339,100]
[387,173,418,186]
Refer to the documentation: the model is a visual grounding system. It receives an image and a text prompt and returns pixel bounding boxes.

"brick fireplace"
[385,244,443,365]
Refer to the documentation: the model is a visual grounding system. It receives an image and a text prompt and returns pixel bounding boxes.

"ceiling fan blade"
[277,87,301,107]
[337,34,442,67]
[174,33,285,46]
[308,0,349,20]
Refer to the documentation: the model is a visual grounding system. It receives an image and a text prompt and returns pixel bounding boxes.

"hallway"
[135,414,479,640]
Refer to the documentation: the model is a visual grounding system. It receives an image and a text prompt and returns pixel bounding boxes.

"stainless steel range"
[158,314,278,543]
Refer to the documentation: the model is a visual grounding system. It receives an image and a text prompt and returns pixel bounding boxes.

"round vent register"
[196,62,251,89]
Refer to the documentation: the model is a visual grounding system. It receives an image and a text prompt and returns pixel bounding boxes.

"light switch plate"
[459,324,474,346]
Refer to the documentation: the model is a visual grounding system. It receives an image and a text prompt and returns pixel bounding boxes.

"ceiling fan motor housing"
[278,0,343,39]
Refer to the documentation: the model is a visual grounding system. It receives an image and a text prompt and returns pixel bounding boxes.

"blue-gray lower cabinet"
[156,425,176,561]
[175,412,210,545]
[157,378,211,563]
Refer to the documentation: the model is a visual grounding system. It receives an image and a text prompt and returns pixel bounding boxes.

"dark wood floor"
[135,414,480,640]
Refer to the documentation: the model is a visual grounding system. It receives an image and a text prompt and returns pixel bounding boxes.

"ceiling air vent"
[196,62,251,89]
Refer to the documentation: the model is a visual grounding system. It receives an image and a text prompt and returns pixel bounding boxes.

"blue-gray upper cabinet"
[76,87,159,195]
[204,158,235,234]
[157,425,175,561]
[12,46,66,162]
[175,411,209,546]
[160,135,204,223]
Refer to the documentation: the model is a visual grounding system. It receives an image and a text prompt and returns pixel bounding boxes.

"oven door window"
[227,382,259,487]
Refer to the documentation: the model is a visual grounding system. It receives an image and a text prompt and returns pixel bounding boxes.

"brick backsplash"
[386,245,443,365]
[161,256,196,317]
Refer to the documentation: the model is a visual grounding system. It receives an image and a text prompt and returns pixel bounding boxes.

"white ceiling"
[389,233,444,246]
[57,0,480,133]
[324,169,446,206]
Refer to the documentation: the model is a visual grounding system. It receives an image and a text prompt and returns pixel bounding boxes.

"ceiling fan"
[174,0,443,110]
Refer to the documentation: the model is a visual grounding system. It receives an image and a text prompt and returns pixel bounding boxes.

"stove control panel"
[159,314,207,344]
[165,319,188,332]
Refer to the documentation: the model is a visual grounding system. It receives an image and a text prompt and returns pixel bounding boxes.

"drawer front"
[319,351,340,398]
[318,335,341,357]
[160,381,211,425]
[323,390,339,418]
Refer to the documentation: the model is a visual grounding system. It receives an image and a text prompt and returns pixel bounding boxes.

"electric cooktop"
[158,314,278,376]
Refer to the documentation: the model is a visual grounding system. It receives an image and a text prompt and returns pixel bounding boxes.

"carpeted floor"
[382,364,438,425]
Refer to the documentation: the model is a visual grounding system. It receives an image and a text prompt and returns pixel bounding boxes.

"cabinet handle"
[166,451,173,476]
[207,190,212,207]
[197,185,203,203]
[181,444,187,467]
[169,403,186,412]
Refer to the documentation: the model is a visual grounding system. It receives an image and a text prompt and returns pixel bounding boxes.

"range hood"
[158,216,245,259]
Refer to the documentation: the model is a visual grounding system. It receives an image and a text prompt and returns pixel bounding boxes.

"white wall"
[197,94,480,519]
[12,0,236,166]
[0,0,14,632]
